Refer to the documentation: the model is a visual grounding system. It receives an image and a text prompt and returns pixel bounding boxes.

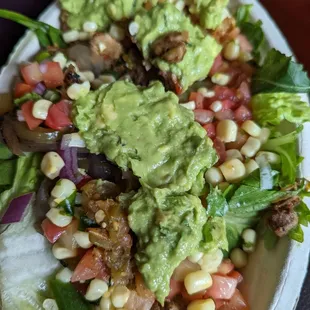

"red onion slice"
[58,147,84,184]
[1,193,34,224]
[33,82,46,95]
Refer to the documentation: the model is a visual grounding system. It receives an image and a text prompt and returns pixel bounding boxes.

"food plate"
[0,1,309,310]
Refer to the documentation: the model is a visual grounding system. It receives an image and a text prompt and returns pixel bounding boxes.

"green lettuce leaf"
[50,280,91,310]
[206,185,229,217]
[252,92,310,127]
[201,216,228,252]
[252,49,310,93]
[262,128,302,185]
[235,4,265,61]
[0,153,42,218]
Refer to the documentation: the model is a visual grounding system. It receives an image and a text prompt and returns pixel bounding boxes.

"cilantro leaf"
[235,4,265,61]
[14,92,42,105]
[206,185,229,217]
[0,9,66,48]
[252,49,310,93]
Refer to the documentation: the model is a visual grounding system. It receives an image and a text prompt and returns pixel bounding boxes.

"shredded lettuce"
[289,201,310,243]
[262,128,303,185]
[0,153,42,218]
[252,93,310,127]
[252,49,310,94]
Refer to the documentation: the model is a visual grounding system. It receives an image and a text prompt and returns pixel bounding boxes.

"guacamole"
[128,187,207,304]
[134,3,221,91]
[73,80,217,193]
[189,0,229,30]
[201,216,228,252]
[60,0,145,30]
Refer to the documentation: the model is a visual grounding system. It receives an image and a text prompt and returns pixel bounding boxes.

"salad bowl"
[0,1,310,310]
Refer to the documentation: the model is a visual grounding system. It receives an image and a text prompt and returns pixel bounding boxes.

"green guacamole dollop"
[73,80,217,193]
[189,0,229,30]
[73,81,220,303]
[129,187,207,304]
[60,0,145,30]
[134,3,221,91]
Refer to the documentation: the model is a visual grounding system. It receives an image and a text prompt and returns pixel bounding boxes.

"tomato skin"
[228,270,243,284]
[210,54,224,76]
[41,218,67,243]
[40,61,64,88]
[226,130,248,150]
[219,289,249,310]
[181,287,207,302]
[205,275,238,300]
[213,137,226,164]
[21,62,43,86]
[203,123,216,139]
[217,259,235,276]
[234,105,252,123]
[14,83,33,98]
[71,247,109,283]
[45,100,72,130]
[221,100,237,111]
[167,278,183,301]
[21,101,44,130]
[194,109,214,125]
[215,109,235,121]
[189,92,204,109]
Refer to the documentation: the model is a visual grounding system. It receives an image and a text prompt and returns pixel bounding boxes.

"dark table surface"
[0,1,309,309]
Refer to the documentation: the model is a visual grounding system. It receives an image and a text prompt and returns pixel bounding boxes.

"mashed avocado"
[129,187,207,304]
[134,3,221,91]
[60,0,110,30]
[189,0,229,30]
[73,80,217,193]
[60,0,145,30]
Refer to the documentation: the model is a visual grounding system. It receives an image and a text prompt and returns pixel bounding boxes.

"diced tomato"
[237,82,251,104]
[228,270,243,284]
[189,92,204,109]
[41,218,67,243]
[217,259,235,276]
[215,109,234,121]
[71,247,110,282]
[181,286,207,302]
[21,101,44,130]
[219,289,249,310]
[194,109,214,125]
[126,290,155,310]
[203,123,216,139]
[14,83,33,98]
[135,273,155,299]
[210,54,224,76]
[234,105,252,123]
[167,278,183,301]
[21,62,43,86]
[226,130,248,150]
[221,100,237,111]
[215,299,226,309]
[205,275,238,300]
[214,86,239,102]
[71,281,88,296]
[213,137,226,164]
[45,100,72,130]
[172,259,200,282]
[40,61,64,89]
[238,34,253,53]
